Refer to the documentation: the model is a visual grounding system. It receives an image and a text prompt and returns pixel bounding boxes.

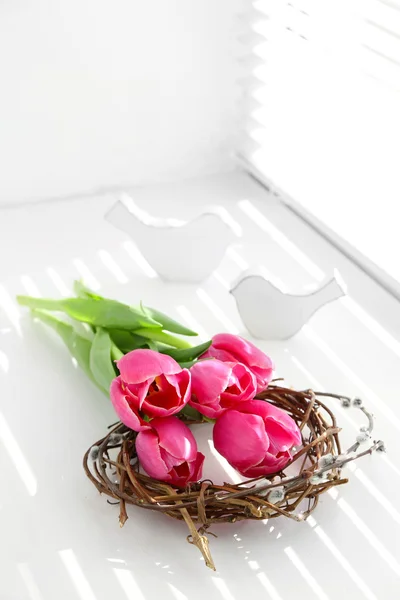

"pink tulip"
[189,359,257,418]
[136,417,205,487]
[200,333,274,393]
[213,400,301,477]
[111,349,191,428]
[110,376,151,432]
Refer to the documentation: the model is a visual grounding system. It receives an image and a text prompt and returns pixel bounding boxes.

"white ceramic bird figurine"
[105,196,237,282]
[230,269,347,340]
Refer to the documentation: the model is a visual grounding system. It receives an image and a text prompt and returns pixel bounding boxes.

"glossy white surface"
[1,171,399,599]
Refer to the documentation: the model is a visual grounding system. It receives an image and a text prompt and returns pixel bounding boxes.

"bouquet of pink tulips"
[17,283,301,487]
[111,338,301,487]
[17,283,383,569]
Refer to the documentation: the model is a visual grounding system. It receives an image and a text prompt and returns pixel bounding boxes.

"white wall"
[0,0,240,205]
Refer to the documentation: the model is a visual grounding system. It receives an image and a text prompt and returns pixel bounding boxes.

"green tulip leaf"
[31,310,107,394]
[17,296,161,330]
[72,282,198,337]
[180,405,203,420]
[73,280,102,300]
[90,328,117,391]
[108,329,149,353]
[159,340,211,362]
[142,305,198,337]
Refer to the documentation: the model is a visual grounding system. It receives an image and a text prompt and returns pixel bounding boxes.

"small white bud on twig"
[89,445,99,461]
[352,397,363,407]
[267,487,285,504]
[340,452,357,461]
[310,472,329,485]
[318,454,335,469]
[341,398,351,408]
[356,432,370,444]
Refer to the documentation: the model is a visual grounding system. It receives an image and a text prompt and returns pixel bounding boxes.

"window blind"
[239,0,400,291]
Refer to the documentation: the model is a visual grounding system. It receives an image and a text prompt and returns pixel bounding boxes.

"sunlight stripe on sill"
[226,247,249,270]
[337,498,400,577]
[123,241,158,278]
[17,563,44,600]
[289,354,360,431]
[354,467,400,525]
[238,200,325,281]
[59,549,97,600]
[175,306,209,341]
[256,572,283,600]
[113,568,146,600]
[303,325,400,431]
[98,250,128,284]
[341,297,400,359]
[20,275,41,297]
[284,546,330,600]
[72,259,100,291]
[46,268,71,296]
[211,577,236,600]
[306,516,377,600]
[0,412,37,496]
[167,583,188,600]
[196,289,239,334]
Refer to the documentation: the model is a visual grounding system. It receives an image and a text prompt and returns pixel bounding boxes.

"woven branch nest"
[83,385,383,570]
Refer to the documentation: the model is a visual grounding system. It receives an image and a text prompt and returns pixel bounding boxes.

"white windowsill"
[0,170,399,599]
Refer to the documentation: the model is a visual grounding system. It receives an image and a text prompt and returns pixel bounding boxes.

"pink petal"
[213,410,268,470]
[241,450,291,477]
[164,370,191,402]
[213,334,274,373]
[133,379,153,409]
[200,346,236,364]
[117,349,181,384]
[190,360,231,405]
[140,402,181,418]
[136,370,191,418]
[220,362,257,404]
[201,333,274,393]
[234,400,301,446]
[160,447,179,470]
[168,451,205,488]
[165,369,191,405]
[109,377,150,432]
[136,429,169,480]
[190,452,205,481]
[265,417,302,452]
[169,461,192,487]
[189,399,222,419]
[151,417,198,462]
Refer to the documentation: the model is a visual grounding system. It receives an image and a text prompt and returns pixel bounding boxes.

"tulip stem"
[111,343,124,362]
[134,328,192,349]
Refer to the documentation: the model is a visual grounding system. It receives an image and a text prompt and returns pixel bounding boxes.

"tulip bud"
[213,400,301,477]
[189,359,257,418]
[200,333,274,393]
[136,417,204,488]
